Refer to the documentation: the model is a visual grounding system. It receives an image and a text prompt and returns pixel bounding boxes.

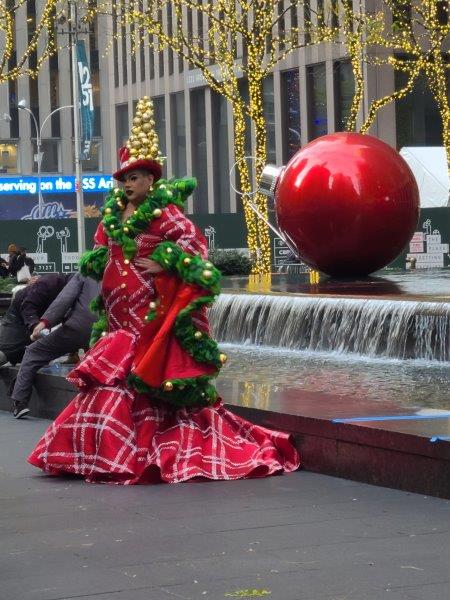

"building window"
[307,62,327,140]
[153,96,166,176]
[395,71,449,148]
[212,91,230,213]
[49,53,60,137]
[190,88,208,213]
[82,139,102,172]
[170,92,186,177]
[149,36,155,80]
[158,9,164,77]
[32,139,60,173]
[304,1,311,44]
[167,3,174,75]
[121,24,127,85]
[281,69,301,162]
[331,0,339,28]
[115,103,129,150]
[334,60,355,132]
[0,141,19,173]
[263,75,276,164]
[113,11,119,87]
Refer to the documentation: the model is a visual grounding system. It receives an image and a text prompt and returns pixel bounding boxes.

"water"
[210,294,450,361]
[219,345,450,410]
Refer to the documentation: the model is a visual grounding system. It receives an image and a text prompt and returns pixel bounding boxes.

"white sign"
[426,234,442,244]
[407,252,444,267]
[62,252,81,264]
[409,241,424,253]
[411,232,425,242]
[427,243,449,253]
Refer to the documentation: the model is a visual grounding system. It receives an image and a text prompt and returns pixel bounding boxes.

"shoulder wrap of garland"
[79,246,108,281]
[128,242,223,408]
[100,178,197,261]
[88,294,107,347]
[130,240,224,408]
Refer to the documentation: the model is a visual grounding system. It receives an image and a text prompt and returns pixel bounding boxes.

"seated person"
[0,258,8,278]
[11,273,99,419]
[0,274,71,368]
[9,247,35,282]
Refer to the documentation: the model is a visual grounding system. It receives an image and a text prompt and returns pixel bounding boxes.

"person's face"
[122,170,154,205]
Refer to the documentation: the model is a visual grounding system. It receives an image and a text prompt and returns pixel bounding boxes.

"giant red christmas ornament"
[274,132,419,276]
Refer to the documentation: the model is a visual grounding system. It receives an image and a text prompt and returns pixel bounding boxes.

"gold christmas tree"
[126,96,164,164]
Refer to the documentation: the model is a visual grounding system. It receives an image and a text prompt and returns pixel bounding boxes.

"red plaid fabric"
[28,210,300,484]
[28,388,299,484]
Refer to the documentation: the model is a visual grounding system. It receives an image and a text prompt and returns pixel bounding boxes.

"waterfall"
[210,294,450,362]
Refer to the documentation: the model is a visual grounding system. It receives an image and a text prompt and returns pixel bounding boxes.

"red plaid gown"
[28,205,300,484]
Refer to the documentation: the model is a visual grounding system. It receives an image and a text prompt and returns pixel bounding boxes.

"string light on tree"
[0,0,60,84]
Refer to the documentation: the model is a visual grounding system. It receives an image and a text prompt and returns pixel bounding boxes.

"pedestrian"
[6,243,19,272]
[11,273,100,419]
[9,247,35,282]
[0,258,8,278]
[0,274,71,368]
[28,97,299,484]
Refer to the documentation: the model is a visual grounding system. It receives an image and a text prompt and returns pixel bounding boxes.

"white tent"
[399,147,449,208]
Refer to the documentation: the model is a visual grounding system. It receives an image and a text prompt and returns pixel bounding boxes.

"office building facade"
[0,1,446,219]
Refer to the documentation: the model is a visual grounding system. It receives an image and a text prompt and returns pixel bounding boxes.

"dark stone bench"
[0,364,75,419]
[0,294,11,317]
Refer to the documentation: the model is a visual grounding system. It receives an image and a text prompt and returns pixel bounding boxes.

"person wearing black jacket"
[0,273,71,367]
[11,273,99,418]
[0,258,8,278]
[8,248,35,280]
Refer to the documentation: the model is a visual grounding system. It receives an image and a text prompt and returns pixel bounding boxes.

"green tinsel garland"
[150,241,221,294]
[88,295,107,347]
[79,246,108,281]
[101,178,197,260]
[174,296,222,369]
[128,373,217,408]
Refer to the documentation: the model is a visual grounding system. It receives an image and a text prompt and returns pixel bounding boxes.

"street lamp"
[16,100,73,220]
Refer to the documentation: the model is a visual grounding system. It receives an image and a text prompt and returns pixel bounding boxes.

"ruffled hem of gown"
[67,329,136,389]
[29,328,300,484]
[28,385,300,485]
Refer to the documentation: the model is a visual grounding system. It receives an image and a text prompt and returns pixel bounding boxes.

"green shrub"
[208,249,253,276]
[0,278,15,295]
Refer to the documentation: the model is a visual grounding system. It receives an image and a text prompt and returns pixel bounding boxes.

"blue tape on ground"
[332,413,450,424]
[430,435,450,443]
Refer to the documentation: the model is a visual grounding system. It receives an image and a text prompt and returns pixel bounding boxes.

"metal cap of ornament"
[113,96,163,182]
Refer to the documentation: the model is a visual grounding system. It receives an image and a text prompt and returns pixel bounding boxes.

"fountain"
[211,294,449,362]
[208,269,450,498]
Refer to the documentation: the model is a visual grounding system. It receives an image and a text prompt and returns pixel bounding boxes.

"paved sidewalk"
[1,412,449,600]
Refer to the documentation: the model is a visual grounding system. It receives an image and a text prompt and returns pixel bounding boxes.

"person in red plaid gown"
[28,98,300,484]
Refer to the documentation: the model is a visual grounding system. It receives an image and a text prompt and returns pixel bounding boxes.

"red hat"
[113,146,162,182]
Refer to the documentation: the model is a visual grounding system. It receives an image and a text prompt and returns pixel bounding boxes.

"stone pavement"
[1,412,449,600]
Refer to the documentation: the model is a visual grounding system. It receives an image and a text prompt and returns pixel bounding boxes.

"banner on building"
[76,41,94,160]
